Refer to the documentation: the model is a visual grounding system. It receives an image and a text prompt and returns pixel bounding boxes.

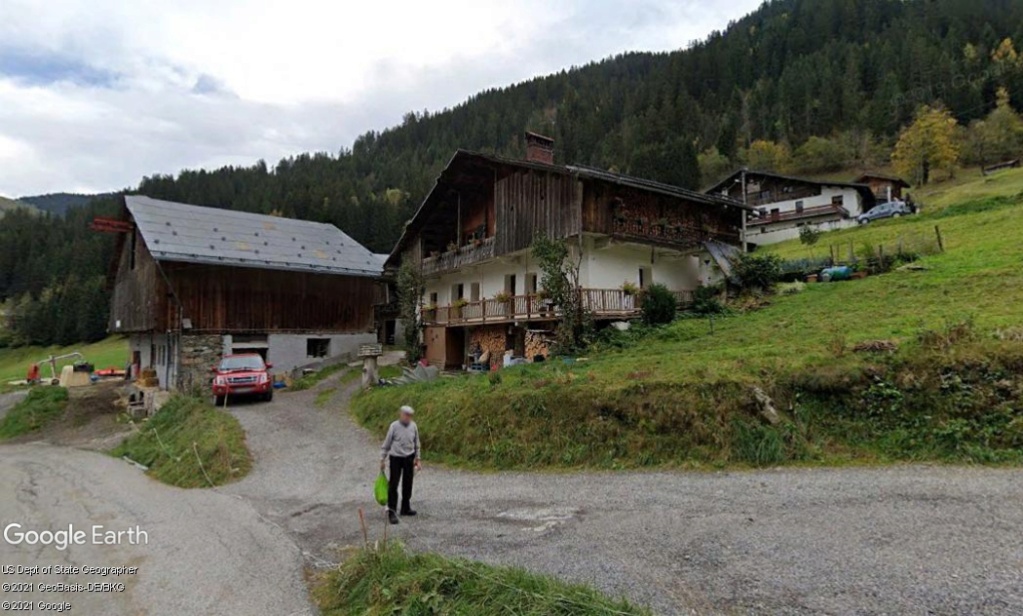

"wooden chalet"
[385,133,750,369]
[706,170,877,245]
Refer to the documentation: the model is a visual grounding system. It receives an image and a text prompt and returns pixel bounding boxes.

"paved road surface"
[225,383,1023,615]
[0,443,313,616]
[3,375,1023,615]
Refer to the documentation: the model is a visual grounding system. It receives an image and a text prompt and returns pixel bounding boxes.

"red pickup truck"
[211,353,274,405]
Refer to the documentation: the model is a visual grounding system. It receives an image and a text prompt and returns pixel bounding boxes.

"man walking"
[380,405,422,524]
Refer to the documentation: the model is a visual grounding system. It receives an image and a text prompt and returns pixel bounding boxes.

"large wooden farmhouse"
[385,133,750,370]
[108,196,381,390]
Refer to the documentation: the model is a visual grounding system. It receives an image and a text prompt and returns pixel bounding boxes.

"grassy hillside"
[353,169,1023,469]
[313,543,648,616]
[0,336,127,384]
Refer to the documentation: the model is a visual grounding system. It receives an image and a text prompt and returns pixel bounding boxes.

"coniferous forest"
[3,0,1023,347]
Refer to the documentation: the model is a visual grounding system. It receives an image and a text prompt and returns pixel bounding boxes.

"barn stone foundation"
[177,334,225,395]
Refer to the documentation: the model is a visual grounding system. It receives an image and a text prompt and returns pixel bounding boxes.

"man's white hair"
[400,405,415,415]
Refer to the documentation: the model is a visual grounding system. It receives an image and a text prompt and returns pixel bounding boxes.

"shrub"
[798,225,822,246]
[733,252,783,293]
[640,283,677,325]
[690,285,726,315]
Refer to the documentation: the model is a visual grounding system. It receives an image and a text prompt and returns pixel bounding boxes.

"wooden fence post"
[935,225,944,252]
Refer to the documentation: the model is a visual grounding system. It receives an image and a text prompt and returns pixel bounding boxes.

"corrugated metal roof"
[125,195,381,277]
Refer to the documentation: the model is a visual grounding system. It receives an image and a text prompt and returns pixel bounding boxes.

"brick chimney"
[525,131,554,165]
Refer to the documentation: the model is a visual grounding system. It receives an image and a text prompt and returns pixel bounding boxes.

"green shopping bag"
[374,472,388,506]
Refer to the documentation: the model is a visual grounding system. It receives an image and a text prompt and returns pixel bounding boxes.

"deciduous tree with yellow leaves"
[891,106,960,186]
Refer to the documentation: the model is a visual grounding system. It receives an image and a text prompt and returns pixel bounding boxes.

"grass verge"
[0,387,69,439]
[312,542,649,616]
[111,396,252,487]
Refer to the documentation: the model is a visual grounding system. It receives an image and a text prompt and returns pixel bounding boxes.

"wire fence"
[782,225,945,277]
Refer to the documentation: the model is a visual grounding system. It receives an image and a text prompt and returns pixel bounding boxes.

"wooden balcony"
[422,288,695,326]
[422,237,496,276]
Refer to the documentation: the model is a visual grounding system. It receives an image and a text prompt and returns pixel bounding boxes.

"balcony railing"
[422,237,496,276]
[421,288,695,326]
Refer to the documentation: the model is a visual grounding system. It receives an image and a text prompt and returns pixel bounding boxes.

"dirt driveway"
[225,378,1023,615]
[3,376,1023,615]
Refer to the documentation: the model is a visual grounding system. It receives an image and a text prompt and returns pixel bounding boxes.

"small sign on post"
[359,344,384,389]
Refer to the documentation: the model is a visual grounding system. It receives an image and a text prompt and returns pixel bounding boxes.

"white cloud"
[0,0,760,196]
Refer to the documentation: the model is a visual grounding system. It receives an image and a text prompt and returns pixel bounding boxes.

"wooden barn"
[853,173,911,202]
[385,133,750,369]
[108,196,381,390]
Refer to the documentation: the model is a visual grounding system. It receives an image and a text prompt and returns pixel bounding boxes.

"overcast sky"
[0,0,760,197]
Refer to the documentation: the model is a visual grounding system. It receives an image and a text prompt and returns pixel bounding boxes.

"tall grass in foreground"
[111,396,251,487]
[312,542,649,616]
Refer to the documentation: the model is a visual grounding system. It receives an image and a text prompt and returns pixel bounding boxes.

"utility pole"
[740,168,749,253]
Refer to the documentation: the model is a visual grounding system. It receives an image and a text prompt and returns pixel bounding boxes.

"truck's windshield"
[218,356,265,371]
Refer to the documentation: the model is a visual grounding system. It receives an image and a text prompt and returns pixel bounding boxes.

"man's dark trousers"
[388,454,415,513]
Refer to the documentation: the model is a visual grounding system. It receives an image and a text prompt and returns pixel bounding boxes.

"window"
[307,338,330,358]
[451,283,464,301]
[832,195,844,206]
[470,283,481,301]
[504,274,517,295]
[770,208,781,220]
[428,292,438,306]
[526,273,538,294]
[639,267,652,289]
[795,200,805,213]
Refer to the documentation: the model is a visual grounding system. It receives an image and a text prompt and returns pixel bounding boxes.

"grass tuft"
[312,542,649,616]
[0,387,69,439]
[290,362,350,391]
[314,387,338,408]
[111,396,252,487]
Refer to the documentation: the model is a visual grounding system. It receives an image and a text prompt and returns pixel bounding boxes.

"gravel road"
[3,375,1022,615]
